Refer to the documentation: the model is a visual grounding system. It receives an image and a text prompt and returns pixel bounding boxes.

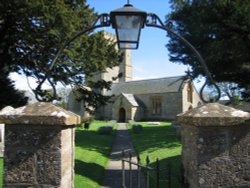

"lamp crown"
[124,3,133,7]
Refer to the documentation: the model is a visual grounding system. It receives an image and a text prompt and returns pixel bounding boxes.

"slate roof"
[107,76,187,95]
[121,93,139,107]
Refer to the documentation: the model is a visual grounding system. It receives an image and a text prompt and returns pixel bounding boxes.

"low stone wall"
[177,103,250,188]
[0,102,80,188]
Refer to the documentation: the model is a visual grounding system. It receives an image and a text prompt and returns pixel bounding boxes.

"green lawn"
[75,120,117,188]
[128,122,182,188]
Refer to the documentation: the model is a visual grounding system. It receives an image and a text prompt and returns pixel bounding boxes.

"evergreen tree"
[0,0,121,108]
[167,0,250,100]
[0,73,28,109]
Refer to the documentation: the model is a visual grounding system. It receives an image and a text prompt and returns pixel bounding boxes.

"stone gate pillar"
[0,102,80,188]
[177,103,250,188]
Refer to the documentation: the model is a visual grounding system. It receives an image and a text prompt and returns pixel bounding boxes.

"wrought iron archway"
[33,5,221,103]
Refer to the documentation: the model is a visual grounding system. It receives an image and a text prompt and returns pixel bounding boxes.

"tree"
[0,0,121,108]
[0,73,28,109]
[167,0,250,100]
[218,82,242,101]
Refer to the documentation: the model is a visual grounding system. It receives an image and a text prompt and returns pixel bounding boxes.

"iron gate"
[121,150,176,188]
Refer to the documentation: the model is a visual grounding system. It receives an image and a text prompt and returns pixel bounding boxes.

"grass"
[74,120,117,188]
[127,122,182,188]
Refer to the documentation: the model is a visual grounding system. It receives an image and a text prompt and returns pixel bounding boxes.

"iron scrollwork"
[34,11,221,103]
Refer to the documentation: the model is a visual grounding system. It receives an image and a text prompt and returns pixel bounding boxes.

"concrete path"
[101,123,145,188]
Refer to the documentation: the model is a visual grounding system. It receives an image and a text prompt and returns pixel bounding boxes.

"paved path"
[101,123,145,188]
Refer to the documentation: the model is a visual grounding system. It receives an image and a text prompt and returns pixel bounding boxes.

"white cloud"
[9,72,52,91]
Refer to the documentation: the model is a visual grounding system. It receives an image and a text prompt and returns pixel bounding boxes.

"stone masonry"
[0,102,80,188]
[177,103,250,188]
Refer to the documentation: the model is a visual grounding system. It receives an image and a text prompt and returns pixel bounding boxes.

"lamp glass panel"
[115,15,142,42]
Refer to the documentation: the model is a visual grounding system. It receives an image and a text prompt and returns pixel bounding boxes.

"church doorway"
[119,108,126,122]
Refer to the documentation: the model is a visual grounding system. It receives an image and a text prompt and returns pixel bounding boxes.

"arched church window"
[187,82,193,103]
[151,96,162,115]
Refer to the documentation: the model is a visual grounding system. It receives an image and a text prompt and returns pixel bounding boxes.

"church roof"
[108,76,187,95]
[121,93,139,107]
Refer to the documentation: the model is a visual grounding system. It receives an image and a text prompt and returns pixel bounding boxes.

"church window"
[187,82,193,103]
[151,97,162,115]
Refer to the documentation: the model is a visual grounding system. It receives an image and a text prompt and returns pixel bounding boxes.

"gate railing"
[121,150,173,188]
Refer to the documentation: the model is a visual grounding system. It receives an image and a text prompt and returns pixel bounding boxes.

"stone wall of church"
[94,85,202,121]
[67,92,87,117]
[95,92,183,121]
[135,92,183,120]
[95,103,113,120]
[162,93,183,119]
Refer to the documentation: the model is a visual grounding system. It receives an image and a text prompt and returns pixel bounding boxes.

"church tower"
[93,31,132,85]
[119,49,132,82]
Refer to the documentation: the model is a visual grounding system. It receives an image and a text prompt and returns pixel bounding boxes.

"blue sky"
[87,0,188,80]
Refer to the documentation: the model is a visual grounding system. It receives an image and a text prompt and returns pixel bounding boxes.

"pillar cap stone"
[0,102,81,126]
[177,103,250,126]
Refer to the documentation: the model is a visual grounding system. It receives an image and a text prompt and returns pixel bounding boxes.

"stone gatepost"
[0,102,80,188]
[177,103,250,188]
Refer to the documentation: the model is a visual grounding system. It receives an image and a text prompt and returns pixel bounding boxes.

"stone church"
[67,31,202,122]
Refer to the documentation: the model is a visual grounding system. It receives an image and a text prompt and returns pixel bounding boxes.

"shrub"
[108,120,117,127]
[77,116,95,129]
[132,124,143,134]
[81,116,95,123]
[84,122,90,129]
[128,120,135,126]
[98,126,113,135]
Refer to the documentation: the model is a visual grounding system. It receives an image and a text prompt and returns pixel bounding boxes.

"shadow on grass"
[129,125,181,154]
[75,159,105,184]
[75,129,115,157]
[129,124,182,188]
[75,128,116,186]
[146,155,182,188]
